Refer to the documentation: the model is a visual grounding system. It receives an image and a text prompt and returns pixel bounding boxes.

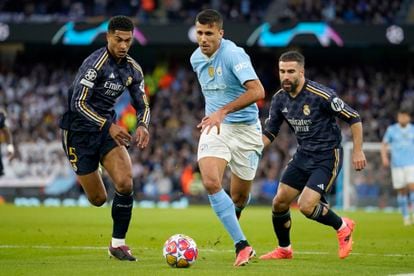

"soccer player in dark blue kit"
[59,16,150,261]
[260,51,366,260]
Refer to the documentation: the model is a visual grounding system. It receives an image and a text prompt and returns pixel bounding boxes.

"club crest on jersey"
[208,66,215,78]
[84,69,97,81]
[303,104,311,116]
[126,76,133,86]
[216,66,222,76]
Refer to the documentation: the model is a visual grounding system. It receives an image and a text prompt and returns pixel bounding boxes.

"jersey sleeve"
[71,56,110,131]
[382,126,392,144]
[322,93,361,125]
[227,48,258,85]
[263,93,284,142]
[128,60,150,128]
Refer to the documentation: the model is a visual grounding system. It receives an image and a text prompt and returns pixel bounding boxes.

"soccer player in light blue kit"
[190,9,265,266]
[381,107,414,225]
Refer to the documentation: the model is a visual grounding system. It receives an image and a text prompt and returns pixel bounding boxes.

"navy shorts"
[281,148,343,199]
[61,129,118,175]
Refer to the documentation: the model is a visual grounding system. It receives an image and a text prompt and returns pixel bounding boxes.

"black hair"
[195,9,223,29]
[279,50,305,67]
[108,15,134,33]
[398,106,411,115]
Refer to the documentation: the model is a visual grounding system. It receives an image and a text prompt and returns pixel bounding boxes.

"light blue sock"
[397,194,409,218]
[208,189,246,244]
[409,192,414,213]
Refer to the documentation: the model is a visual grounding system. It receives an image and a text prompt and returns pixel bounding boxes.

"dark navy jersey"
[60,47,150,132]
[263,79,361,152]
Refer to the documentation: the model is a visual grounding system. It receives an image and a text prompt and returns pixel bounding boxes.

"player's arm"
[71,64,112,132]
[325,94,366,170]
[128,61,151,149]
[380,128,391,168]
[262,93,284,148]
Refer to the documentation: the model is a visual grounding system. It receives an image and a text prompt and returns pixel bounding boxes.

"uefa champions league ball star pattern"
[163,234,198,268]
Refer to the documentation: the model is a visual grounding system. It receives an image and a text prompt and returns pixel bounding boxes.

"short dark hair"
[398,106,411,115]
[108,15,134,33]
[195,9,223,29]
[279,51,305,67]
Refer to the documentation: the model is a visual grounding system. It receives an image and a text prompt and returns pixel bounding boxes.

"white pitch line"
[0,244,413,258]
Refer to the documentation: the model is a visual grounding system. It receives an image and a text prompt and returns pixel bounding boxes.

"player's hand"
[6,144,15,161]
[135,125,149,149]
[197,110,226,135]
[352,150,367,171]
[109,124,132,147]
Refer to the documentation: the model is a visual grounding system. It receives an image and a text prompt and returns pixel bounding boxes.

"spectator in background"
[0,108,15,176]
[381,107,414,226]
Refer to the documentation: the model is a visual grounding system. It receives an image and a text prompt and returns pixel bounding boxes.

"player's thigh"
[198,157,228,193]
[62,130,101,175]
[391,167,406,190]
[102,145,133,193]
[228,123,263,181]
[77,170,107,206]
[273,182,301,211]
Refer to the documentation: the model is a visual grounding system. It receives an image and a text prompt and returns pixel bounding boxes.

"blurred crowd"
[0,57,413,202]
[0,0,406,24]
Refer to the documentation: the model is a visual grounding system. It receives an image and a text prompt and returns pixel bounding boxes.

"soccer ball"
[162,234,198,268]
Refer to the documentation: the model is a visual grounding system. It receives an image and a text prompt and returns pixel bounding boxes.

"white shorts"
[391,165,414,189]
[197,121,264,181]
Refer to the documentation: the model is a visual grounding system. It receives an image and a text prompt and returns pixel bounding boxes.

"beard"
[282,79,299,93]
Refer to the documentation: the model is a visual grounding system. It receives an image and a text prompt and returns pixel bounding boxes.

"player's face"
[195,22,223,57]
[397,112,411,127]
[279,61,304,94]
[107,30,133,61]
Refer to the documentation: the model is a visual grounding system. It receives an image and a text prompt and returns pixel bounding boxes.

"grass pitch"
[1,204,414,275]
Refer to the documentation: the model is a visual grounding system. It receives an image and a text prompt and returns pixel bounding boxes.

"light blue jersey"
[383,123,414,167]
[190,38,259,124]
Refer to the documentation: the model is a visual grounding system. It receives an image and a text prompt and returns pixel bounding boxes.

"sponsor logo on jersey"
[104,81,125,96]
[303,104,311,116]
[234,62,249,72]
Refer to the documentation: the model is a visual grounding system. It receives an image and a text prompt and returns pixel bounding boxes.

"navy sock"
[307,203,342,230]
[272,210,291,247]
[111,191,133,239]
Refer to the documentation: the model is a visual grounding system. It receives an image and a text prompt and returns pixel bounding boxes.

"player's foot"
[108,245,137,261]
[259,246,293,260]
[234,241,255,266]
[337,217,355,259]
[404,217,412,226]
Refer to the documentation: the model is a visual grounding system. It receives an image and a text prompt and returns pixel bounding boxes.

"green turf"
[1,204,414,275]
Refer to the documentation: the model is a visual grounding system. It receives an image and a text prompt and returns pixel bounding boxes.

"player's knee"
[202,179,221,194]
[272,196,289,211]
[114,177,133,195]
[89,194,107,206]
[298,202,316,217]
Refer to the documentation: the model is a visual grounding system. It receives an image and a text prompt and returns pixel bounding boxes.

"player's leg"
[259,182,299,260]
[61,130,107,206]
[391,167,411,225]
[230,174,251,219]
[301,148,355,259]
[101,145,136,261]
[404,166,414,224]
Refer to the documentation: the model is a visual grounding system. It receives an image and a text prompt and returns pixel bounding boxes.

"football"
[162,234,198,268]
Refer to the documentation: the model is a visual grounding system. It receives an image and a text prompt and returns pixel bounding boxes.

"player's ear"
[219,29,224,37]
